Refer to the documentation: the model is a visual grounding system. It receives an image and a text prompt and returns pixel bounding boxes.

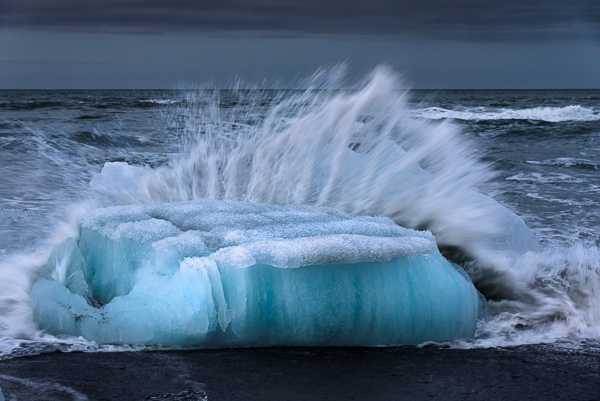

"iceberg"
[31,200,482,346]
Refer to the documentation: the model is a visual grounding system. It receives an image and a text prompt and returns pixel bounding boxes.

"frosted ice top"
[31,200,482,346]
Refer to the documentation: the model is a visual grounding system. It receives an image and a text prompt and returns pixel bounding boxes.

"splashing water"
[455,245,600,347]
[91,68,522,259]
[1,67,599,357]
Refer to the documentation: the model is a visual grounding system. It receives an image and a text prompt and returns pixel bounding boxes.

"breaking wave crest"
[414,105,600,122]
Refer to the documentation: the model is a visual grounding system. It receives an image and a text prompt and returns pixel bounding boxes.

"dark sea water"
[1,69,599,359]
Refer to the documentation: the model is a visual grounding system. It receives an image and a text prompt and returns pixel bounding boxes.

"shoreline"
[0,345,598,400]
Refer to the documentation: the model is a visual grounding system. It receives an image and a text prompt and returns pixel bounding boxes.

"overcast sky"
[1,0,599,89]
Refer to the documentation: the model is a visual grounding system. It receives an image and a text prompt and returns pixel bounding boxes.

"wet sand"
[0,345,598,400]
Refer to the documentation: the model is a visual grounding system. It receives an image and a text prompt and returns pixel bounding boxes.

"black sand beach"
[1,345,598,400]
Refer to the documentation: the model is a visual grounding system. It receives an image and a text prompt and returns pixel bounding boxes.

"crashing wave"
[5,67,599,354]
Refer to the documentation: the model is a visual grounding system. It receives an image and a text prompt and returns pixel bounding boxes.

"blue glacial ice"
[31,200,483,346]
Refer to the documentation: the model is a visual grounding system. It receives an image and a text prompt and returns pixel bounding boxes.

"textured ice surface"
[31,200,482,346]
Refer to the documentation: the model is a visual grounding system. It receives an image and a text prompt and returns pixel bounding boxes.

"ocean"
[1,68,599,361]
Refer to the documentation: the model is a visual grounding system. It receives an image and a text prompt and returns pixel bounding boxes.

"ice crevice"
[31,200,484,346]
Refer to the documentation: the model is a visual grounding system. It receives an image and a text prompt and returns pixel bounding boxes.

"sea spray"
[91,67,537,265]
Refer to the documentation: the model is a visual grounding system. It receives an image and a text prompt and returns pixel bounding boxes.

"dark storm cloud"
[1,0,598,41]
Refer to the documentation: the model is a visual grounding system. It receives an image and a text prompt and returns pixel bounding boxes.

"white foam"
[414,105,600,122]
[139,99,179,105]
[526,158,600,170]
[505,172,583,184]
[452,245,600,348]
